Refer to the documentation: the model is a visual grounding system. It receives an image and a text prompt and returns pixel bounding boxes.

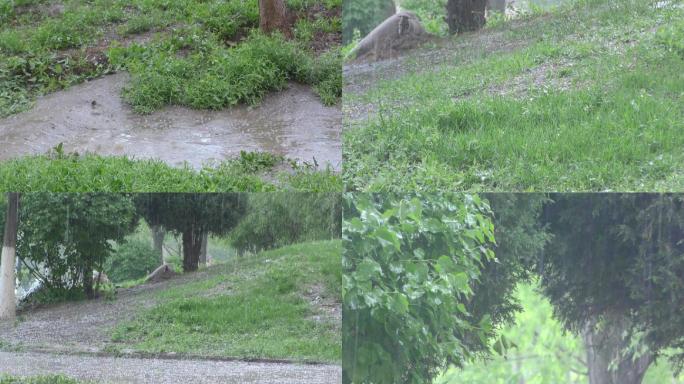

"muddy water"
[0,73,342,169]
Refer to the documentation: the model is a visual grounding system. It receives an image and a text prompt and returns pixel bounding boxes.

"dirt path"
[0,72,342,170]
[0,351,341,384]
[0,272,206,353]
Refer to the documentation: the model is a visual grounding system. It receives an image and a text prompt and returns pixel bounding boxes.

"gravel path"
[0,351,341,384]
[0,271,213,353]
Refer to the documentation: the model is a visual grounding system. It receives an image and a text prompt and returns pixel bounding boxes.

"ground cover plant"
[0,150,341,192]
[343,0,684,191]
[110,240,342,362]
[0,0,342,117]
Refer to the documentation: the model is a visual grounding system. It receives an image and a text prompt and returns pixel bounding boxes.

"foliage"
[109,31,341,113]
[399,0,449,35]
[342,193,497,384]
[0,0,340,117]
[437,282,588,384]
[105,238,160,283]
[17,194,137,297]
[343,0,684,192]
[229,193,341,253]
[0,151,342,192]
[540,194,684,373]
[135,194,248,271]
[111,240,341,362]
[343,0,396,43]
[438,282,684,384]
[462,194,549,355]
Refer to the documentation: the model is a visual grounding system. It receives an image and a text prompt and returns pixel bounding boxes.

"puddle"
[0,73,342,170]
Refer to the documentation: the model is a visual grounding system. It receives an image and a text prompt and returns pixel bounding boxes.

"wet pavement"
[0,73,342,170]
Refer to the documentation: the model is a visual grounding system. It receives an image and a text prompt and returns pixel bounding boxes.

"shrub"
[106,238,161,283]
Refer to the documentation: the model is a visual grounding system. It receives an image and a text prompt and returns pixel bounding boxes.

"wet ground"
[0,73,342,170]
[0,351,342,384]
[0,265,341,383]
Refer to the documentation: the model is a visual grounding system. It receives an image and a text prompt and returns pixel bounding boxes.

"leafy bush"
[111,31,339,114]
[17,194,137,298]
[229,193,341,253]
[105,238,161,283]
[342,193,497,384]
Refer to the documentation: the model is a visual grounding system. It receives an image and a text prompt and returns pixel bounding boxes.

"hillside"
[343,0,684,191]
[0,240,341,383]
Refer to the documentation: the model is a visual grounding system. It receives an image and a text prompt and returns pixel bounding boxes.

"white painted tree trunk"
[0,193,19,321]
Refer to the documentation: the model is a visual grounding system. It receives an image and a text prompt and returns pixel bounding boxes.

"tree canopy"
[135,194,248,271]
[540,194,684,382]
[18,193,138,298]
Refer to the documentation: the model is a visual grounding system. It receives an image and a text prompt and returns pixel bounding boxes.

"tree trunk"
[199,233,208,267]
[151,225,165,264]
[182,229,204,272]
[259,0,292,37]
[0,193,19,320]
[445,0,487,34]
[582,314,653,384]
[83,262,94,299]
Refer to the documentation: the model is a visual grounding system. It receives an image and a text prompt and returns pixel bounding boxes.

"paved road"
[0,351,341,384]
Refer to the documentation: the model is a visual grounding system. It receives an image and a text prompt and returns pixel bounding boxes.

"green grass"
[343,0,684,191]
[110,240,341,363]
[0,375,86,384]
[0,150,341,192]
[0,0,341,117]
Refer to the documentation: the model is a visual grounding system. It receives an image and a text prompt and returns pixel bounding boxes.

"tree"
[445,0,488,34]
[135,194,248,272]
[343,193,497,384]
[229,193,342,254]
[259,0,292,36]
[18,194,137,299]
[0,193,19,320]
[343,0,396,44]
[462,194,549,356]
[150,224,165,264]
[539,194,684,384]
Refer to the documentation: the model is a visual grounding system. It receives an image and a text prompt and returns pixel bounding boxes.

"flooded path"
[0,73,342,169]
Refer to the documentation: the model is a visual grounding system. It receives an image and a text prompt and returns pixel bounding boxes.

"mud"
[0,351,341,384]
[0,73,342,170]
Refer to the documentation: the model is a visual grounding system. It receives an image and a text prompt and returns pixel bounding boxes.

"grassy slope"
[344,0,684,192]
[110,240,342,363]
[436,283,684,384]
